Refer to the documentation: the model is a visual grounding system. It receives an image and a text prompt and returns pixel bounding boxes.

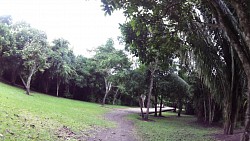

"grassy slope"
[130,112,219,141]
[0,82,115,140]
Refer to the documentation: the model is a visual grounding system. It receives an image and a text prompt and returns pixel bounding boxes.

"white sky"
[0,0,126,57]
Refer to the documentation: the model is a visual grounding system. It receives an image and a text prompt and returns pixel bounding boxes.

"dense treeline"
[0,15,137,106]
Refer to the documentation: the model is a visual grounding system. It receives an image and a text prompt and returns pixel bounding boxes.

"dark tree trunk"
[173,102,177,112]
[178,96,182,117]
[242,77,250,141]
[159,95,163,117]
[138,96,144,119]
[113,88,119,105]
[154,92,158,117]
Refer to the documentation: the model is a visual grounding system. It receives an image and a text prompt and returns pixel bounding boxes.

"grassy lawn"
[129,112,219,141]
[0,82,117,140]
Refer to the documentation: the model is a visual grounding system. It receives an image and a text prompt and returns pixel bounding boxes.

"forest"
[1,0,250,140]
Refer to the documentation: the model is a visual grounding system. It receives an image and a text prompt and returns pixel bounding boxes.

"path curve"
[86,108,139,141]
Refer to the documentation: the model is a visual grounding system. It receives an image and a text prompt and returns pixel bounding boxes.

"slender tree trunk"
[242,77,250,141]
[102,77,112,105]
[224,58,240,135]
[141,94,146,108]
[159,95,163,117]
[138,96,145,119]
[208,95,214,124]
[173,102,177,112]
[112,88,119,105]
[204,100,207,122]
[144,60,158,120]
[154,92,158,117]
[178,96,182,117]
[145,68,156,120]
[56,76,61,97]
[20,65,36,95]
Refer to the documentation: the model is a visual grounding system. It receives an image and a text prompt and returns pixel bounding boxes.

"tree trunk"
[159,95,163,117]
[20,65,36,95]
[224,57,240,135]
[208,95,215,124]
[178,96,182,117]
[141,94,146,108]
[204,100,207,122]
[102,77,112,105]
[56,77,61,97]
[145,67,156,120]
[173,102,177,112]
[138,96,145,119]
[242,78,250,141]
[112,88,119,105]
[154,92,158,117]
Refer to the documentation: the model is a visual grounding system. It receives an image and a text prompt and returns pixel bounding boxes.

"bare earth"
[86,108,139,141]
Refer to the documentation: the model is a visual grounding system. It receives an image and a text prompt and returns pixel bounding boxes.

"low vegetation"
[130,112,219,141]
[0,82,116,140]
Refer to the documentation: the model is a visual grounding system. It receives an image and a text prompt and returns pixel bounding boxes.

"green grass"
[0,82,118,140]
[129,112,219,141]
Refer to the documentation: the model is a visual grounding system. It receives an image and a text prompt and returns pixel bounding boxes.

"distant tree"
[50,38,75,97]
[93,38,131,105]
[125,64,148,118]
[0,15,13,75]
[19,29,50,95]
[111,70,127,105]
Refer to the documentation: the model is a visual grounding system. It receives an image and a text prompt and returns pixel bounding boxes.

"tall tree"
[19,29,50,95]
[51,38,75,97]
[93,38,131,105]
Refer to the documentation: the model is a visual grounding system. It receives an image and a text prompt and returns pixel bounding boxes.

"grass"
[129,112,219,141]
[0,82,119,140]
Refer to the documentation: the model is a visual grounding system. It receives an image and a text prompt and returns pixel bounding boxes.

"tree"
[111,70,127,105]
[0,15,13,76]
[125,64,148,119]
[1,21,31,84]
[93,38,131,105]
[51,38,75,97]
[19,29,50,95]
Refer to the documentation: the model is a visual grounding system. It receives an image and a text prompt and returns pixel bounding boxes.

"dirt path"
[86,108,139,141]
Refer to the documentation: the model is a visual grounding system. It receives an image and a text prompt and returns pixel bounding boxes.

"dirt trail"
[86,108,139,141]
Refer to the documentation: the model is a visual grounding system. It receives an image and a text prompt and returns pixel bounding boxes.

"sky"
[0,0,126,57]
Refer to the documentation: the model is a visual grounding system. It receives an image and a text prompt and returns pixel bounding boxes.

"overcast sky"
[0,0,126,57]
